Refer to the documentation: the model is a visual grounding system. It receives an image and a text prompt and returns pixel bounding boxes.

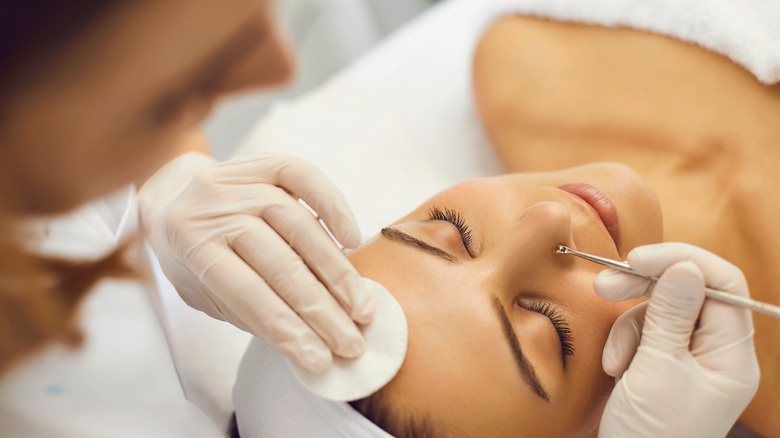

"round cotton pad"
[288,278,408,402]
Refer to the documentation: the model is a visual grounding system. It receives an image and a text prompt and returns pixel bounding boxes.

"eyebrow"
[380,228,458,263]
[492,296,551,402]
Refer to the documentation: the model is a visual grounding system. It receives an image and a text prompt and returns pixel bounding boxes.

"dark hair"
[0,1,117,100]
[350,391,442,438]
[228,396,441,438]
[228,412,240,438]
[0,2,138,375]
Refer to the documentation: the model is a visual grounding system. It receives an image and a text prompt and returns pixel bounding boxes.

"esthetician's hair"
[0,1,117,103]
[0,1,133,374]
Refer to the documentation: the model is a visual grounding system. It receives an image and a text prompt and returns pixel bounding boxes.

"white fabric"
[289,278,408,402]
[488,0,780,84]
[148,245,252,433]
[20,186,138,258]
[0,188,224,437]
[234,338,395,438]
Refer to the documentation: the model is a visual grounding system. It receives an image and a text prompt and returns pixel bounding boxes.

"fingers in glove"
[640,260,705,353]
[690,288,756,382]
[594,267,654,301]
[198,246,335,373]
[229,220,367,359]
[692,299,754,358]
[693,306,759,393]
[628,243,755,355]
[602,302,647,377]
[238,155,362,248]
[626,243,748,296]
[262,197,375,324]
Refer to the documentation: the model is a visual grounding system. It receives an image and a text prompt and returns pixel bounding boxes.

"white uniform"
[0,187,248,438]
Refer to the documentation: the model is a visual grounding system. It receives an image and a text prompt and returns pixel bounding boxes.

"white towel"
[486,0,780,84]
[234,339,394,438]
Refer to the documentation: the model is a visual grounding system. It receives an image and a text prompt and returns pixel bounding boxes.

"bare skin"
[348,163,661,437]
[0,0,292,215]
[472,16,780,436]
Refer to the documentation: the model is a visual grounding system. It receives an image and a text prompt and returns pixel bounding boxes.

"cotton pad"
[288,278,408,402]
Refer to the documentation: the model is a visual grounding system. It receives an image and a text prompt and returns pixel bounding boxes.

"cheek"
[378,283,553,436]
[570,286,635,370]
[561,283,641,417]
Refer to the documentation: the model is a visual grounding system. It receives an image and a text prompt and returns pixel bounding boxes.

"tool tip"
[552,244,568,254]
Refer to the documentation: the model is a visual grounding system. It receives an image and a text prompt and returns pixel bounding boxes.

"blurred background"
[205,0,439,159]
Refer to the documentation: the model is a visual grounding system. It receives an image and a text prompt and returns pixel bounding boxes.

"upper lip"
[558,183,622,250]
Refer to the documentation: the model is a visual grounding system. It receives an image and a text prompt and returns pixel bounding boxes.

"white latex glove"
[594,243,760,438]
[138,152,375,373]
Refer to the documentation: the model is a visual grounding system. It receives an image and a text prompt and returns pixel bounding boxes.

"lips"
[558,183,621,249]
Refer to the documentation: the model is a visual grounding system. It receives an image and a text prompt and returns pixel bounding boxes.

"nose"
[492,201,577,278]
[218,16,296,96]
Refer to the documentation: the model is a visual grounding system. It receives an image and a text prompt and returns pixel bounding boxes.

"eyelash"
[526,301,576,357]
[427,206,474,252]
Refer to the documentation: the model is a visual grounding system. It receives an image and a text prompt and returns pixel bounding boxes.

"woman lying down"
[232,12,780,438]
[233,163,758,438]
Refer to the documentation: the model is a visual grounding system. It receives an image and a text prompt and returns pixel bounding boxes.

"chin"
[13,194,82,215]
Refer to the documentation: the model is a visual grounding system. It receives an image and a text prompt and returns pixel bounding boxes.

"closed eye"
[516,299,574,366]
[523,300,576,363]
[427,206,475,257]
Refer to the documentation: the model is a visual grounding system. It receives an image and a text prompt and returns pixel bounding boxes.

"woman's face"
[0,0,292,213]
[348,163,663,437]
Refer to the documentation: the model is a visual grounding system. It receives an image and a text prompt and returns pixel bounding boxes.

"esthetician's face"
[0,0,292,213]
[348,163,663,437]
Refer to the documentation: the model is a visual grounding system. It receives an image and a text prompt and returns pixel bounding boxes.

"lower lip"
[558,183,622,249]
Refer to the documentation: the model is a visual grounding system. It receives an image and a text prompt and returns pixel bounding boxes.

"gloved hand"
[594,243,760,438]
[138,151,375,373]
